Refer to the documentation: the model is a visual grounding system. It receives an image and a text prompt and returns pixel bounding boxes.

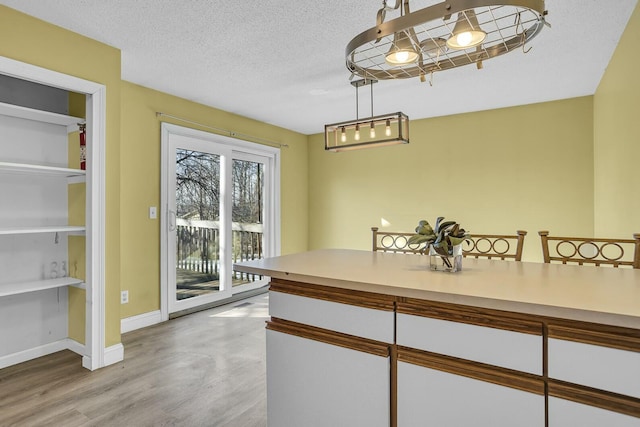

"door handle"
[168,209,176,232]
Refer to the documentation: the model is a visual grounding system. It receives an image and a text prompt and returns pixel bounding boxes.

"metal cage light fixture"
[325,78,409,152]
[446,9,486,49]
[346,0,548,81]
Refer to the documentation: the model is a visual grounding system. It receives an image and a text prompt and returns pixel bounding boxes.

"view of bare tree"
[174,150,264,300]
[176,150,264,224]
[232,159,263,224]
[176,150,220,220]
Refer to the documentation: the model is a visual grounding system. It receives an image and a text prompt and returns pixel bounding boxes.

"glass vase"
[429,244,463,272]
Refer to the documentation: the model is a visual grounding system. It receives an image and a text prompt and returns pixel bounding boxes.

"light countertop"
[234,249,640,329]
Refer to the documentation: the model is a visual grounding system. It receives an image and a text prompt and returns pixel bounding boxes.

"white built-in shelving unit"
[0,55,111,371]
[0,95,89,368]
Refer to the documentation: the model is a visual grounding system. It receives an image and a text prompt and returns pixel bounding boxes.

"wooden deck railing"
[176,219,263,281]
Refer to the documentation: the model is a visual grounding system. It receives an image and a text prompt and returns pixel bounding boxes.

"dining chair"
[538,230,640,268]
[463,230,527,261]
[372,227,527,261]
[371,227,423,254]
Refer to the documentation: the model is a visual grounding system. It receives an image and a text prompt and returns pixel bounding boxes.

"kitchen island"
[234,249,640,427]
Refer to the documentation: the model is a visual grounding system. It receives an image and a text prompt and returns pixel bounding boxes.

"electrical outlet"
[121,290,129,304]
[149,206,157,219]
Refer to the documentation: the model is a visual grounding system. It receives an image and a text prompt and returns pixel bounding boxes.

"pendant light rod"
[371,82,374,119]
[356,81,359,120]
[350,78,378,120]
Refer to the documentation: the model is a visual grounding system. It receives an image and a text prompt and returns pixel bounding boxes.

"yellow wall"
[309,97,594,262]
[594,1,640,238]
[119,82,309,318]
[0,6,123,347]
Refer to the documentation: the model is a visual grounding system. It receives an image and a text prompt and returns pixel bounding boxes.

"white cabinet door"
[548,338,640,399]
[397,361,545,427]
[397,313,542,374]
[549,397,640,427]
[267,329,390,427]
[269,290,394,343]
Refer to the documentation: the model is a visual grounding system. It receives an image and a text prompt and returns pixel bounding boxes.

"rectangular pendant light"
[324,112,409,152]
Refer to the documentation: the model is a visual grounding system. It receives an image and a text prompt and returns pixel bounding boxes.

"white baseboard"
[65,338,85,356]
[103,343,124,367]
[0,339,123,371]
[82,343,124,371]
[0,339,69,369]
[82,355,95,370]
[121,310,163,334]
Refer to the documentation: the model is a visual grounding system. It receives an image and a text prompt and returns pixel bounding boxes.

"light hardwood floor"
[0,293,268,426]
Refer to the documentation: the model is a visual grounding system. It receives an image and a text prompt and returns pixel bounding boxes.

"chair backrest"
[372,227,527,261]
[538,231,640,268]
[371,227,422,254]
[463,231,527,261]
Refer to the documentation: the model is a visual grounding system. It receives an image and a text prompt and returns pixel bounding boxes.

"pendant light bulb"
[340,127,346,143]
[355,124,360,141]
[370,122,376,138]
[446,9,486,50]
[385,31,419,65]
[385,119,391,136]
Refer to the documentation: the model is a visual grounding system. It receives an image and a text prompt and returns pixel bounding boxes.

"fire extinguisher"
[79,123,86,171]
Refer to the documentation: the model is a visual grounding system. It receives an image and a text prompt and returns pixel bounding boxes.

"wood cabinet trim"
[390,345,398,427]
[267,317,390,358]
[397,298,543,336]
[548,379,640,419]
[397,346,545,396]
[547,320,640,353]
[270,278,396,311]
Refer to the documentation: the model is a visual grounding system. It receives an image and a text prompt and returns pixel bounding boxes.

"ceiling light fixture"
[346,0,548,81]
[325,79,409,152]
[384,0,419,65]
[385,30,419,65]
[446,9,486,50]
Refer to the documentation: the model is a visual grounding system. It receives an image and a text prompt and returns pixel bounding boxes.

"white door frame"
[0,56,109,370]
[160,123,280,320]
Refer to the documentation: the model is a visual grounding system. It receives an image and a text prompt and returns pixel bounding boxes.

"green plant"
[407,217,469,258]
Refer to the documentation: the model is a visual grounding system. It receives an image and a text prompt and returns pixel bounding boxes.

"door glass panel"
[232,158,264,287]
[175,149,221,301]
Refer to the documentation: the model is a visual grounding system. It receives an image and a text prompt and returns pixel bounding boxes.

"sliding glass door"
[174,148,222,302]
[231,154,267,289]
[161,124,279,316]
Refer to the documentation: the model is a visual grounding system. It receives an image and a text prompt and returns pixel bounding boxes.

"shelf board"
[0,277,85,298]
[0,161,86,178]
[0,101,84,127]
[0,225,86,235]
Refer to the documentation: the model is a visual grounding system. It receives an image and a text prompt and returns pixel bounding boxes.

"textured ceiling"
[1,0,637,135]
